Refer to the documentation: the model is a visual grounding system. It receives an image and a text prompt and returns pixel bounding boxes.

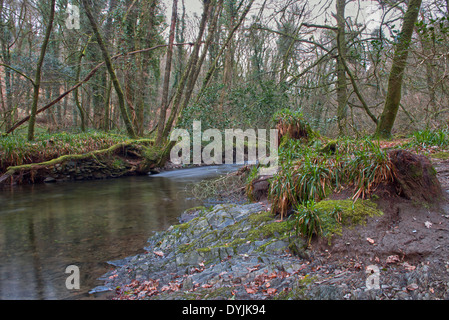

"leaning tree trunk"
[156,0,178,146]
[375,0,422,139]
[27,0,56,141]
[82,0,137,139]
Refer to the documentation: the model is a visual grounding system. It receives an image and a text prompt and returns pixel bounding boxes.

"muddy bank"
[91,195,449,300]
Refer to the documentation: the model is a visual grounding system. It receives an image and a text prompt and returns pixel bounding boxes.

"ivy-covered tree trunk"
[375,0,422,139]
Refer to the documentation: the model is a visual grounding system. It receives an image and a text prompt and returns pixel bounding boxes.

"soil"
[300,156,449,299]
[94,156,449,300]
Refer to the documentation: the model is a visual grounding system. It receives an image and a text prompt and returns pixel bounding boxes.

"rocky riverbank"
[91,198,449,300]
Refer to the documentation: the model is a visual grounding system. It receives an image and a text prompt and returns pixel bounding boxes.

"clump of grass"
[408,128,449,149]
[294,199,383,245]
[343,138,395,201]
[269,134,395,219]
[294,200,323,244]
[272,108,315,142]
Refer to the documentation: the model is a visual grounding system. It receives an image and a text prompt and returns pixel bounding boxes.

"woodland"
[1,0,449,218]
[1,0,448,141]
[3,0,449,301]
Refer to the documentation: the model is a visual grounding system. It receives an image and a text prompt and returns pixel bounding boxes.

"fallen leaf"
[153,251,164,257]
[246,264,260,272]
[424,221,432,229]
[245,287,257,294]
[407,283,419,291]
[386,255,400,264]
[266,288,277,295]
[402,262,416,271]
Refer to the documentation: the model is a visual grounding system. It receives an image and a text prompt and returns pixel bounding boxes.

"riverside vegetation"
[85,111,449,300]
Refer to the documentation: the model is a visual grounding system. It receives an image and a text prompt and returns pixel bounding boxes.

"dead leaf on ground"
[407,283,419,291]
[386,255,401,264]
[153,251,164,257]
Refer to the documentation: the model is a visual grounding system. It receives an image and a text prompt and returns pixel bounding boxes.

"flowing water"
[0,165,240,300]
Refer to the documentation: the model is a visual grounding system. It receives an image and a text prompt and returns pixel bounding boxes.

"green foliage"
[295,199,383,245]
[407,128,449,148]
[179,80,289,131]
[294,201,323,243]
[272,108,304,126]
[0,130,130,171]
[342,138,394,200]
[269,133,395,219]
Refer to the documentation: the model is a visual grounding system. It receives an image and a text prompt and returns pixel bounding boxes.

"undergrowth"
[0,130,131,172]
[270,124,448,243]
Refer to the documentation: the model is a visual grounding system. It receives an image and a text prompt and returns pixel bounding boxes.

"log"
[0,139,154,185]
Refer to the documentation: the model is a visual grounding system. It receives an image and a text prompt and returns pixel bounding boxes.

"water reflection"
[0,165,239,300]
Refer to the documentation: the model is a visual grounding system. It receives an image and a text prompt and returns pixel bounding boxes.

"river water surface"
[0,165,239,300]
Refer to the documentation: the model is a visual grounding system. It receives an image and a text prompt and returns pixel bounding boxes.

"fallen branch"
[0,138,153,184]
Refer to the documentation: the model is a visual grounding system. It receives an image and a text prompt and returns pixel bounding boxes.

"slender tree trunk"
[74,48,87,132]
[156,0,178,145]
[375,0,422,139]
[82,0,137,138]
[159,0,213,143]
[336,0,348,136]
[27,0,56,141]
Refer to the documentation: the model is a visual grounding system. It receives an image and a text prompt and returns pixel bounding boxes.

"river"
[0,165,240,300]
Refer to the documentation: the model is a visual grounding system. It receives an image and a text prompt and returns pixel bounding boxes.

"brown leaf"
[153,250,164,257]
[407,283,419,291]
[245,286,257,294]
[386,255,400,264]
[266,288,277,295]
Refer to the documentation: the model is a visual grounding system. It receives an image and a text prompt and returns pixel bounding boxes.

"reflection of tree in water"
[0,172,216,299]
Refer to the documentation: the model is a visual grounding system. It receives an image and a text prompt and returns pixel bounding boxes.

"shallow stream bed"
[0,165,240,299]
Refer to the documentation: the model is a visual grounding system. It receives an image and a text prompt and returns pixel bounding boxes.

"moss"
[248,218,294,242]
[184,206,208,214]
[177,243,195,254]
[313,199,383,244]
[431,151,449,160]
[248,211,273,225]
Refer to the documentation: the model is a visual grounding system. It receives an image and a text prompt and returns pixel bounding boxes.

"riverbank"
[91,186,449,300]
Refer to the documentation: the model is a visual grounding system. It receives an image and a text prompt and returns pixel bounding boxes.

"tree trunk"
[82,0,137,139]
[159,0,213,143]
[336,0,348,136]
[156,0,178,145]
[27,0,56,141]
[375,0,422,139]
